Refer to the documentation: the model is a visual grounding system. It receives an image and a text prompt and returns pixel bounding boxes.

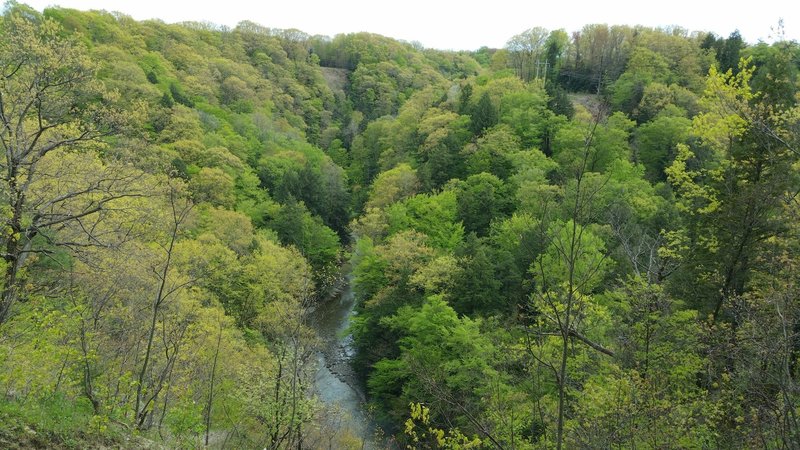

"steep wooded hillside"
[2,3,800,449]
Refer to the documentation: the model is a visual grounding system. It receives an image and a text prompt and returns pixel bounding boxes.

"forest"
[1,1,799,448]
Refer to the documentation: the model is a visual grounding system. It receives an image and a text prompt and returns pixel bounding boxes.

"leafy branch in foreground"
[0,12,136,325]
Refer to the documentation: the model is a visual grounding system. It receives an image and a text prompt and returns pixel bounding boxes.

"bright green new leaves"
[511,148,560,217]
[610,47,671,114]
[404,402,482,449]
[464,125,520,179]
[189,167,236,208]
[366,163,420,210]
[692,62,754,153]
[371,296,494,425]
[0,11,133,325]
[387,191,464,251]
[536,220,611,295]
[351,237,388,303]
[499,87,559,150]
[552,111,635,175]
[666,57,794,239]
[665,143,721,216]
[7,3,800,448]
[568,278,711,448]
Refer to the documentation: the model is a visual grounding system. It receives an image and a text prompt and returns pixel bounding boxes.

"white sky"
[21,0,798,50]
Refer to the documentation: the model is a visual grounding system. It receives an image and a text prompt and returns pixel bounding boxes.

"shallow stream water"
[310,278,376,448]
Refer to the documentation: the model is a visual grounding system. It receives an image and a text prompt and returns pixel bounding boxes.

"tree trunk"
[134,192,184,429]
[0,225,21,325]
[556,330,569,450]
[205,319,223,446]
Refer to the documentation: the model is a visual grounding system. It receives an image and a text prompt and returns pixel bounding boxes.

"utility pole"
[543,61,549,84]
[533,60,550,83]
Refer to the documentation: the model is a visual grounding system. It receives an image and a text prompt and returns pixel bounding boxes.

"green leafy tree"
[609,47,671,115]
[718,30,744,74]
[498,88,553,150]
[366,163,419,210]
[506,27,549,82]
[386,191,464,251]
[189,167,236,208]
[269,199,340,290]
[469,92,498,136]
[455,173,514,236]
[417,108,471,189]
[553,110,634,174]
[531,219,614,449]
[449,236,503,315]
[666,60,800,318]
[350,231,434,378]
[464,125,520,179]
[372,296,503,446]
[404,402,481,449]
[0,12,137,325]
[634,111,691,181]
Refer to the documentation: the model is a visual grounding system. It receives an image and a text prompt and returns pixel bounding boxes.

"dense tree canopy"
[1,2,800,449]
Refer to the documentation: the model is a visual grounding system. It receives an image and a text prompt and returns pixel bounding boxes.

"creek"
[310,277,376,448]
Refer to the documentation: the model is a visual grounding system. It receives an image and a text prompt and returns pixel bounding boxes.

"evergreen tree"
[470,92,498,135]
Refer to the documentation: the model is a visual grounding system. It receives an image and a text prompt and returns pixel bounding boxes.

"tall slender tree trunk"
[79,318,101,414]
[134,191,184,429]
[556,330,569,450]
[135,297,162,427]
[205,319,223,446]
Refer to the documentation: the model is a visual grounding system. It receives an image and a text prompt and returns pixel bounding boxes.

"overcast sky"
[21,0,797,50]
